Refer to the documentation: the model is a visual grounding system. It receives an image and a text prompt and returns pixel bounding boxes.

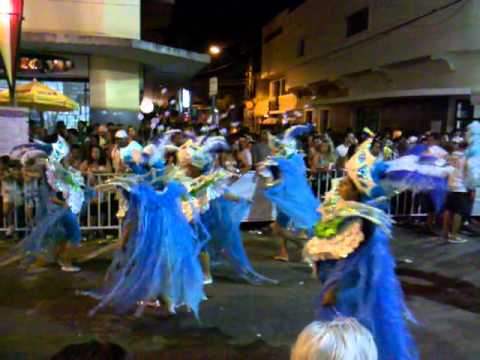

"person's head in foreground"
[291,318,378,360]
[50,341,127,360]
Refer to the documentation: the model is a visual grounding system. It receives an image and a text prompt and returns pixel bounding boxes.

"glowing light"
[209,45,221,56]
[140,97,154,114]
[181,88,191,108]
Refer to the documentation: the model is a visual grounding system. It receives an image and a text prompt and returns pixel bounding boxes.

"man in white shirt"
[335,133,357,169]
[111,129,143,173]
[442,144,471,244]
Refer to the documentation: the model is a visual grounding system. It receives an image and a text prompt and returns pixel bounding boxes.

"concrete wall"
[23,0,140,39]
[261,0,480,92]
[89,56,140,112]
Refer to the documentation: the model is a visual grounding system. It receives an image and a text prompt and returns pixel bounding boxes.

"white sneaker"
[448,236,468,244]
[203,276,213,285]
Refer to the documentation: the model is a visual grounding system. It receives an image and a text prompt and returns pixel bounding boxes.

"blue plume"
[10,142,52,160]
[406,145,428,156]
[202,136,229,153]
[200,133,210,145]
[283,124,313,140]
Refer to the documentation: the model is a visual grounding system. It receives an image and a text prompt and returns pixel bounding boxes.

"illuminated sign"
[18,55,75,73]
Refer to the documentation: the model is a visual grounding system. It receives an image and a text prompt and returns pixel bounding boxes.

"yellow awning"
[0,81,79,112]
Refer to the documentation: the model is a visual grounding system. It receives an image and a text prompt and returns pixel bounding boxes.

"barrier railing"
[0,170,427,235]
[0,173,122,236]
[309,169,427,218]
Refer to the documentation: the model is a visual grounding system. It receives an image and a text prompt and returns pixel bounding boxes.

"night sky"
[167,0,305,53]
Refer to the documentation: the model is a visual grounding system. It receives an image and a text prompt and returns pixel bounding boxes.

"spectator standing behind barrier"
[251,131,271,165]
[336,133,357,170]
[238,136,253,173]
[66,145,84,171]
[291,318,378,360]
[0,157,22,239]
[310,139,337,196]
[80,146,112,186]
[77,121,88,143]
[442,142,471,244]
[110,130,132,174]
[22,158,43,230]
[417,133,448,236]
[97,125,110,150]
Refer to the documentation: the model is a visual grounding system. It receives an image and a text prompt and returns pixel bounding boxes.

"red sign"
[0,0,24,93]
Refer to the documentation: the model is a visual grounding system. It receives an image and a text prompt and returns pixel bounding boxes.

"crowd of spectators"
[0,118,477,241]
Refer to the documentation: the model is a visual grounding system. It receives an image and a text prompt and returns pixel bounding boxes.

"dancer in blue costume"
[84,132,206,317]
[87,180,205,317]
[175,136,277,285]
[1,137,89,272]
[202,172,278,285]
[466,121,480,187]
[258,125,320,262]
[303,134,453,360]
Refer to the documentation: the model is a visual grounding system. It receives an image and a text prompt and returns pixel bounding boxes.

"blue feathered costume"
[85,135,207,317]
[260,125,321,233]
[11,137,88,264]
[88,181,205,317]
[304,136,452,360]
[202,193,277,285]
[175,136,277,285]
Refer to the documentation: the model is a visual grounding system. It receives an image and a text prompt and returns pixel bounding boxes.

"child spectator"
[22,158,43,230]
[1,158,22,238]
[291,318,378,360]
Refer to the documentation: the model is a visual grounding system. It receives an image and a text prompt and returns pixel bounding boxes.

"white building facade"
[5,0,209,126]
[253,0,480,134]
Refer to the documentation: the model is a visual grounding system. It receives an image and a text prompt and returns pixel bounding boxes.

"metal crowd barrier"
[309,169,427,218]
[0,173,122,236]
[0,170,428,235]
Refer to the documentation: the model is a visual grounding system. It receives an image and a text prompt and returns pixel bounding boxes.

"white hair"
[290,318,378,360]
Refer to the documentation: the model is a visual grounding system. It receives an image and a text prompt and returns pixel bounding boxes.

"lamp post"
[208,45,222,125]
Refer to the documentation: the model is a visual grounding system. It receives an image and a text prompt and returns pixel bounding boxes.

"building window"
[321,110,329,132]
[270,79,287,97]
[346,7,369,37]
[264,27,283,44]
[297,38,305,57]
[305,110,313,123]
[455,100,479,129]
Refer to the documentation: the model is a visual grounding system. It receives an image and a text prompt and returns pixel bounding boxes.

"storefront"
[0,53,89,129]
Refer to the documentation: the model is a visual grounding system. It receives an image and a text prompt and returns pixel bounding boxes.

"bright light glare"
[181,89,191,108]
[140,98,154,114]
[209,45,221,55]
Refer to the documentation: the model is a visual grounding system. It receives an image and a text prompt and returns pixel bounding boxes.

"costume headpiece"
[344,129,377,196]
[268,124,313,157]
[177,136,228,171]
[49,136,70,163]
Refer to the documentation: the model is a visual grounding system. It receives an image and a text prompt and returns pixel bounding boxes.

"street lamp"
[209,45,221,56]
